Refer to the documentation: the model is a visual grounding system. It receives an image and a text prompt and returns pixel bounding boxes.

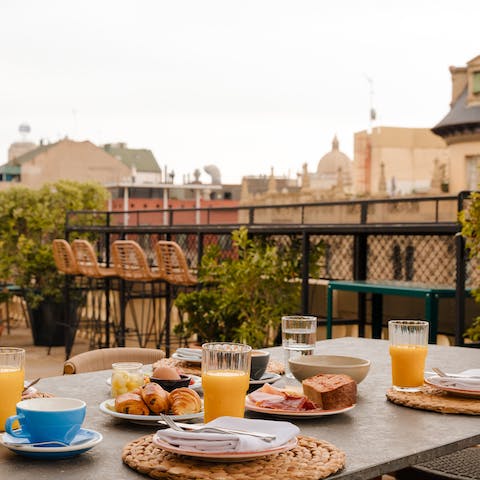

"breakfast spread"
[115,382,202,416]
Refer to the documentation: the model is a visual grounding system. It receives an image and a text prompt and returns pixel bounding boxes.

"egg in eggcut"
[152,366,181,380]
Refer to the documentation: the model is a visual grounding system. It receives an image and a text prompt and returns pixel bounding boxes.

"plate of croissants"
[100,382,204,425]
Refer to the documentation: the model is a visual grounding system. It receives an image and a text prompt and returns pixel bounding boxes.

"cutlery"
[432,368,480,379]
[159,414,276,442]
[22,378,41,393]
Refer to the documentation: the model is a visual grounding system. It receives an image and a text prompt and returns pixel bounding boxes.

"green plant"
[459,191,480,341]
[0,180,109,308]
[174,227,323,348]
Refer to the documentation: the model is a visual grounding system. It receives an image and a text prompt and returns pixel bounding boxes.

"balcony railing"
[64,191,477,348]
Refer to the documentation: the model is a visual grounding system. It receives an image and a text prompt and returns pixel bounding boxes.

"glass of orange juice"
[388,320,428,392]
[202,342,252,423]
[0,347,25,431]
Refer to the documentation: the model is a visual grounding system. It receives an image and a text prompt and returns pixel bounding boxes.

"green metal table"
[326,280,458,343]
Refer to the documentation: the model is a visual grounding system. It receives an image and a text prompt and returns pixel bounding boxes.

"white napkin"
[175,348,202,360]
[155,416,299,452]
[427,369,480,391]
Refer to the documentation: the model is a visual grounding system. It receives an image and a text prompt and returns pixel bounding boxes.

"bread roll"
[302,373,356,410]
[169,387,202,415]
[141,382,170,414]
[115,392,150,415]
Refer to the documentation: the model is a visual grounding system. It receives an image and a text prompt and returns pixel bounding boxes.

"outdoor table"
[326,280,461,343]
[1,337,479,480]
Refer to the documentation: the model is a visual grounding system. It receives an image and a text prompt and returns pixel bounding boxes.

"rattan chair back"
[72,239,117,278]
[63,347,165,374]
[52,239,80,275]
[155,241,197,286]
[111,240,163,282]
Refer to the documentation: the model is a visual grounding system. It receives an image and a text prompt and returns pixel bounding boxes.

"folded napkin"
[427,369,480,391]
[175,348,202,360]
[155,416,299,453]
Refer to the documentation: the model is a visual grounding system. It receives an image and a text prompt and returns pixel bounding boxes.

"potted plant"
[174,227,324,348]
[0,180,109,346]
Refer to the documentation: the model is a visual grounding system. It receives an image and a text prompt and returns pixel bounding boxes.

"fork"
[432,367,480,379]
[159,414,276,442]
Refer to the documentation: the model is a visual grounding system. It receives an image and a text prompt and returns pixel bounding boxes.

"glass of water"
[281,315,317,378]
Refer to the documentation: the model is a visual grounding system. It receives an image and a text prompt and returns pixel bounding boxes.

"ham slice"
[248,383,317,411]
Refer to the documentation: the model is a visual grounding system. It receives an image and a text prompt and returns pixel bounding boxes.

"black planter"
[29,300,67,347]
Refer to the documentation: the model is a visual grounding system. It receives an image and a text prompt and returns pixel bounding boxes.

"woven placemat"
[122,434,345,480]
[386,385,480,415]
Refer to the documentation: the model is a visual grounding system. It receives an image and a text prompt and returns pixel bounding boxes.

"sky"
[0,1,479,185]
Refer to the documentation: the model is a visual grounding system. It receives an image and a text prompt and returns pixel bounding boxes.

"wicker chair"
[155,241,198,349]
[63,347,165,374]
[111,240,165,348]
[72,239,119,348]
[72,239,117,279]
[52,239,81,275]
[155,241,197,287]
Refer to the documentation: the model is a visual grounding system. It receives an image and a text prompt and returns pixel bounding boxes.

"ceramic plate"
[107,374,202,391]
[152,433,297,462]
[424,372,480,399]
[0,428,102,459]
[171,352,202,364]
[244,397,355,418]
[99,399,204,425]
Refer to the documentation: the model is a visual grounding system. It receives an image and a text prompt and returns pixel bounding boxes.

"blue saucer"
[1,428,102,459]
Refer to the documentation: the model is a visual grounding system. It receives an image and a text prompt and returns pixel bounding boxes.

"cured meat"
[248,383,317,411]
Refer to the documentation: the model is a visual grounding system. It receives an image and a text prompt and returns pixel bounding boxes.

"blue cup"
[5,397,86,445]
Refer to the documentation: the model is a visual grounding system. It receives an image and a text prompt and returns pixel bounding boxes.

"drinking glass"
[201,342,251,423]
[388,320,429,392]
[0,347,25,431]
[281,315,317,378]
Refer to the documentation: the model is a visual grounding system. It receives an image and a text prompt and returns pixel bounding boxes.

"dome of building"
[317,136,352,176]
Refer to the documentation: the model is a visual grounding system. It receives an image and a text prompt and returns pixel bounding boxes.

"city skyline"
[1,0,479,184]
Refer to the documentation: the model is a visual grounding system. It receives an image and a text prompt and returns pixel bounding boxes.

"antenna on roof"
[364,74,376,133]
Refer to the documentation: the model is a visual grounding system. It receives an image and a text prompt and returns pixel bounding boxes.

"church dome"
[317,136,352,176]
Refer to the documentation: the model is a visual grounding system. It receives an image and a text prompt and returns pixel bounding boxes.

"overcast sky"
[0,1,478,184]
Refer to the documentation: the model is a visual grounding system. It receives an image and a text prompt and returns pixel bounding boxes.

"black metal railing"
[64,191,477,350]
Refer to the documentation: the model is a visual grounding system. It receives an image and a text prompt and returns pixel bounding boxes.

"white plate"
[0,428,102,459]
[99,399,204,425]
[244,397,355,418]
[152,433,297,462]
[424,371,480,399]
[106,374,202,391]
[171,352,202,364]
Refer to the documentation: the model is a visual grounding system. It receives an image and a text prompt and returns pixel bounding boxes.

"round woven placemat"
[386,385,480,415]
[122,434,345,480]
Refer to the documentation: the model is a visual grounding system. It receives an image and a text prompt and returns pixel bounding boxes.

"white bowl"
[289,355,371,384]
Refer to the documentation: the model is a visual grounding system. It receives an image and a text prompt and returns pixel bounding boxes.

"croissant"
[169,387,202,415]
[115,392,150,415]
[141,382,170,414]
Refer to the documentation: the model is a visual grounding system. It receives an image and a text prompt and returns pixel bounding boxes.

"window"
[474,72,480,94]
[466,156,480,190]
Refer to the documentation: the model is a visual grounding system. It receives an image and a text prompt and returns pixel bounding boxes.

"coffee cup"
[250,350,270,380]
[5,397,86,444]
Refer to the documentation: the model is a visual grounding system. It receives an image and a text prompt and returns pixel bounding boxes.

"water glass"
[281,315,317,378]
[0,347,25,431]
[201,342,251,422]
[389,320,429,392]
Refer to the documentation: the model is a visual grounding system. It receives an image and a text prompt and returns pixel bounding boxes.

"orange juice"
[0,366,25,431]
[202,369,249,422]
[389,344,427,388]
